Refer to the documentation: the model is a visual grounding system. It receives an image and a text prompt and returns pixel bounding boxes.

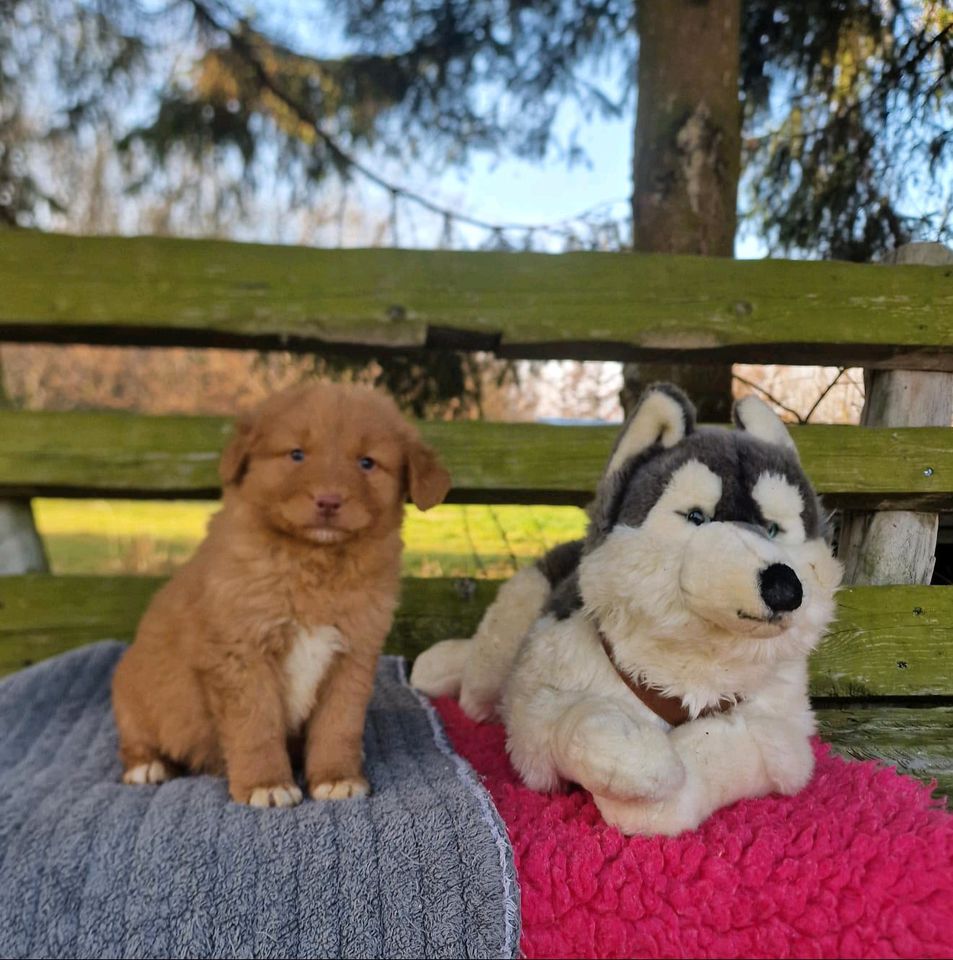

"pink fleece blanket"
[433,698,953,959]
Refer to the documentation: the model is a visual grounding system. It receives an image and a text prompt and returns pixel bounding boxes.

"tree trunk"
[0,350,49,574]
[624,0,742,419]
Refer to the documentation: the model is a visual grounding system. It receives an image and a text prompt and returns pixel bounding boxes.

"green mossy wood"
[2,411,952,510]
[2,575,949,698]
[2,231,953,368]
[814,705,953,797]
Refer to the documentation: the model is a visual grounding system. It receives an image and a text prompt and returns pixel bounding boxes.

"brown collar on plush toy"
[598,630,740,727]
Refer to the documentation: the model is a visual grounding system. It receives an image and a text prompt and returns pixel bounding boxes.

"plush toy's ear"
[584,384,695,547]
[604,383,695,479]
[733,395,798,457]
[405,438,452,511]
[218,412,256,487]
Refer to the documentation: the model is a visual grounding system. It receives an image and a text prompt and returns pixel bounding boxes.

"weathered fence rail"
[1,410,952,509]
[2,231,953,368]
[1,575,949,699]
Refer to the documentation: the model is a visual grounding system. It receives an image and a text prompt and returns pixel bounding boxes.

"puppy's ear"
[733,395,798,458]
[604,383,695,480]
[219,412,255,487]
[405,438,452,511]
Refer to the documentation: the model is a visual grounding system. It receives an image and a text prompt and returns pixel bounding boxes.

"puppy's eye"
[358,456,376,472]
[289,449,306,463]
[765,521,781,539]
[684,508,708,526]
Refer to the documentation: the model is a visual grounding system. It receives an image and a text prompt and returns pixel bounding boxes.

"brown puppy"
[112,382,451,807]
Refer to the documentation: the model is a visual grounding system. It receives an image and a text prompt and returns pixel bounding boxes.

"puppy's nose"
[759,563,803,614]
[315,494,343,518]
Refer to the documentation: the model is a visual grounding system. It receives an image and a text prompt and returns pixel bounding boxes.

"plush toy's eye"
[765,521,781,539]
[289,448,306,463]
[358,456,376,471]
[685,508,708,526]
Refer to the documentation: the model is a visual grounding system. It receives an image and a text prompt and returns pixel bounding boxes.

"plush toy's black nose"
[759,563,803,614]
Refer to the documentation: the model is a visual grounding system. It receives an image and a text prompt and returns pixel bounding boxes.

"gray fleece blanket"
[0,642,519,960]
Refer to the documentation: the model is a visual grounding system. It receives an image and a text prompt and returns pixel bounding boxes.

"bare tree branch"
[803,367,847,423]
[731,373,806,423]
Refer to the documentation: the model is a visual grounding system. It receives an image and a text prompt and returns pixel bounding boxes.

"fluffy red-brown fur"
[111,382,451,806]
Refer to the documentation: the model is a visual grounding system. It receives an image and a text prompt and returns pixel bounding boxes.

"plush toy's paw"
[122,760,172,785]
[556,707,686,801]
[310,776,370,800]
[409,639,470,698]
[246,784,303,808]
[593,787,703,838]
[756,727,815,795]
[459,685,496,723]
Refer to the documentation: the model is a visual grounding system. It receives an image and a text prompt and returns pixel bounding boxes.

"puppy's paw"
[122,760,172,786]
[310,776,370,800]
[247,784,303,808]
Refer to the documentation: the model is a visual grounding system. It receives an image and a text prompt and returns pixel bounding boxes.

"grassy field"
[33,499,588,579]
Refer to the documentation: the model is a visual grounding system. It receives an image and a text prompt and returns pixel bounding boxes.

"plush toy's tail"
[410,564,551,721]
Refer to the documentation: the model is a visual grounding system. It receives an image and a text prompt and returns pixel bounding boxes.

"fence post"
[839,242,953,585]
[0,357,49,574]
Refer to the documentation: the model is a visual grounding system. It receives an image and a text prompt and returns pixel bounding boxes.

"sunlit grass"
[33,499,588,579]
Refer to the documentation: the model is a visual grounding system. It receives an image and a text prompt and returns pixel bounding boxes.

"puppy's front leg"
[214,665,302,808]
[305,648,378,800]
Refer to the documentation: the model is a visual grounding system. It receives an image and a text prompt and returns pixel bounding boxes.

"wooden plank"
[1,576,951,697]
[817,704,953,797]
[0,575,498,676]
[3,232,953,368]
[1,410,952,509]
[0,575,161,674]
[788,426,953,510]
[0,411,236,500]
[812,585,953,697]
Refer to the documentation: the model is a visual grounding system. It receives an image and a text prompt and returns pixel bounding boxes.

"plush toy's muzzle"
[678,521,814,639]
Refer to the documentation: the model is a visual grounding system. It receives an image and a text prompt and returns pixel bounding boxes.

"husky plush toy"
[412,384,842,837]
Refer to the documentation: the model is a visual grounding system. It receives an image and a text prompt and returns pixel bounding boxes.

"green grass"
[33,499,588,578]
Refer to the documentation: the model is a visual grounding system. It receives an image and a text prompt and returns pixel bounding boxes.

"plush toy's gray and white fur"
[411,385,842,837]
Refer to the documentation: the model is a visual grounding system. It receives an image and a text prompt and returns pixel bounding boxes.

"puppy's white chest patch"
[283,625,346,728]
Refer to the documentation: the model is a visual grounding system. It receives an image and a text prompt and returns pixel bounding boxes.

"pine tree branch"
[187,0,624,242]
